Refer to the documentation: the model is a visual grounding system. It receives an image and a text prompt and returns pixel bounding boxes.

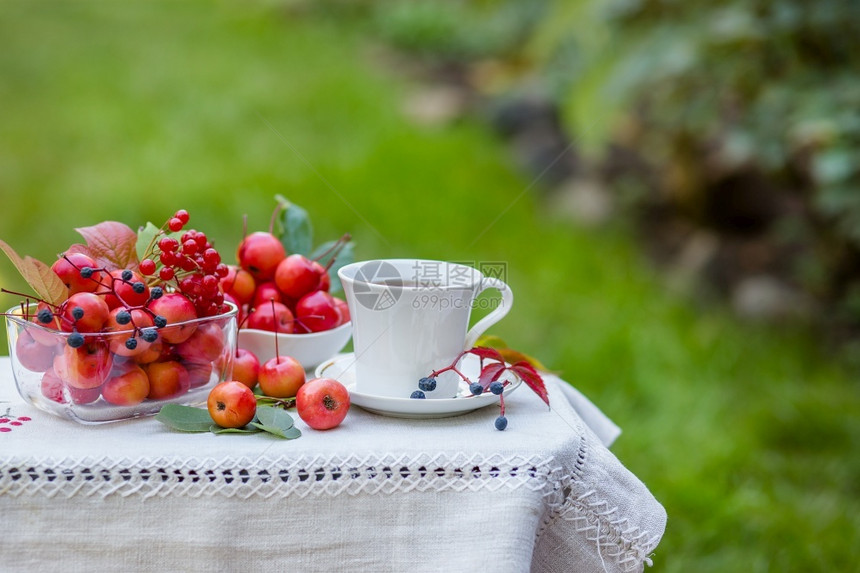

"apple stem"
[313,233,352,270]
[269,201,286,235]
[271,299,281,363]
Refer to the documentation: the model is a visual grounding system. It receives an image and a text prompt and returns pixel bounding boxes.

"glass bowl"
[5,301,238,424]
[237,321,352,370]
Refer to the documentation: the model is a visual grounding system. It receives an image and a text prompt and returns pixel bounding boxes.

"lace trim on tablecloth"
[0,449,658,571]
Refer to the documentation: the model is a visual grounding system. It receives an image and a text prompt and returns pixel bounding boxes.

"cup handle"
[464,277,513,349]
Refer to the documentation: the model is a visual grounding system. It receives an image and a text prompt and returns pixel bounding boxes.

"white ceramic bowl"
[237,322,352,370]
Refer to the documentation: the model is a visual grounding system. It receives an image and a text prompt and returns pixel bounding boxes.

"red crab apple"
[103,269,150,309]
[133,339,163,364]
[176,322,225,364]
[185,361,214,389]
[258,355,305,398]
[296,377,350,430]
[220,265,256,305]
[312,261,330,292]
[147,292,198,344]
[53,341,112,389]
[144,360,190,400]
[41,367,101,404]
[105,308,155,357]
[295,290,339,332]
[274,254,321,300]
[251,281,283,309]
[61,291,110,333]
[15,328,56,372]
[101,364,150,406]
[207,380,257,428]
[247,301,294,333]
[333,296,350,326]
[233,348,260,390]
[237,231,286,281]
[51,252,103,294]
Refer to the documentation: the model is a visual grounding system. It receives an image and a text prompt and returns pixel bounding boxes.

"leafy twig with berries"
[411,346,550,431]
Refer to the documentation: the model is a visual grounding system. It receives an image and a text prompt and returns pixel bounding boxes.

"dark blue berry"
[494,416,508,431]
[489,381,504,395]
[154,315,167,328]
[418,377,437,392]
[37,309,53,324]
[80,267,94,279]
[150,286,163,300]
[469,383,483,396]
[132,281,145,294]
[115,310,132,325]
[125,337,138,350]
[121,269,133,281]
[71,306,85,320]
[141,328,158,343]
[410,390,426,399]
[67,332,84,348]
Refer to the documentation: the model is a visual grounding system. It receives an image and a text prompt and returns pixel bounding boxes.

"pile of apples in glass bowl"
[3,211,241,423]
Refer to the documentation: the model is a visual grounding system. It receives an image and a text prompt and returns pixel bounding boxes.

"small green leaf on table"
[250,405,301,439]
[210,425,262,435]
[156,404,216,432]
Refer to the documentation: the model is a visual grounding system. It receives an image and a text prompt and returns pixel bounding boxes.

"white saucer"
[314,353,521,419]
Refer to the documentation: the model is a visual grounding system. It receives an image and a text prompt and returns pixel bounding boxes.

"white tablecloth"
[0,356,666,572]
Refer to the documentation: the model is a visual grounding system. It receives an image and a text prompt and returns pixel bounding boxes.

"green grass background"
[1,2,858,570]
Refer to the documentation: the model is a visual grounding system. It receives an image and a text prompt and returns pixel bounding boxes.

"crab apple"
[41,368,67,403]
[147,292,198,343]
[61,292,110,333]
[28,302,64,346]
[295,290,339,332]
[176,322,225,364]
[296,377,350,430]
[246,301,294,333]
[144,360,190,400]
[54,341,112,389]
[103,269,150,309]
[207,381,257,428]
[258,355,305,398]
[251,281,283,309]
[184,361,214,389]
[223,292,245,325]
[105,308,155,357]
[333,296,350,325]
[237,231,286,281]
[274,254,321,300]
[68,382,103,404]
[232,348,260,390]
[15,328,56,372]
[220,265,256,305]
[102,363,150,406]
[51,253,103,294]
[133,339,163,364]
[312,261,331,292]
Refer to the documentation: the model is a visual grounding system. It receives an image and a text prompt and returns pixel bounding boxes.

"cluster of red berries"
[138,210,230,318]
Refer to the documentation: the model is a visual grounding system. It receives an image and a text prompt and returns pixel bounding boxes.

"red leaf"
[478,362,507,389]
[75,221,138,270]
[511,361,550,407]
[468,346,505,363]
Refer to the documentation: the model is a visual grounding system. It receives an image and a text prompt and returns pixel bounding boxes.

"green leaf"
[256,405,295,430]
[210,425,262,434]
[250,405,300,439]
[136,222,161,262]
[276,196,314,256]
[155,404,215,432]
[310,239,354,294]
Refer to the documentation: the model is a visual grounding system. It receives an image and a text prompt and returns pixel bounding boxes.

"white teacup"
[338,259,513,399]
